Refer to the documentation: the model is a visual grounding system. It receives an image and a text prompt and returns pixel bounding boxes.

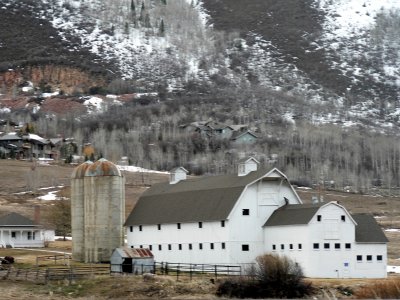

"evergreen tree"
[144,13,151,28]
[139,2,145,22]
[161,0,167,5]
[159,19,165,36]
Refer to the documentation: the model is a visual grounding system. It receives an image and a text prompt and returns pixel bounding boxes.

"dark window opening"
[139,225,142,231]
[221,220,225,227]
[177,223,181,229]
[289,244,293,250]
[139,245,143,248]
[189,244,192,250]
[179,244,182,250]
[341,215,346,221]
[357,255,362,261]
[324,243,330,249]
[298,243,302,250]
[130,226,133,232]
[242,244,249,251]
[367,255,372,261]
[242,209,250,216]
[157,224,161,230]
[168,244,172,250]
[377,255,383,261]
[149,245,152,251]
[199,243,203,250]
[11,232,16,238]
[313,243,319,249]
[281,244,284,250]
[158,245,162,251]
[345,243,351,249]
[222,242,225,249]
[210,243,214,250]
[335,243,341,249]
[317,215,321,222]
[198,222,203,228]
[272,244,276,250]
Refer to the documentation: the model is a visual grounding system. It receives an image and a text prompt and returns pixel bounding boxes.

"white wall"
[264,203,387,278]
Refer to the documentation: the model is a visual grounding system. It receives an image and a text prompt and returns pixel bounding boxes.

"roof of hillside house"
[230,130,258,140]
[0,132,21,141]
[353,214,389,243]
[125,168,294,226]
[263,203,323,227]
[0,212,38,226]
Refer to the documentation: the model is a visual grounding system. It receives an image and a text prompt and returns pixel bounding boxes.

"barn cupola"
[238,157,259,176]
[169,167,188,184]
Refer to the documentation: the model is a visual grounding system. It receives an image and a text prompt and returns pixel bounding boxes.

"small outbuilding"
[110,247,154,274]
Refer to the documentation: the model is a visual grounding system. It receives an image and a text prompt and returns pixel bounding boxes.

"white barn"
[125,158,388,278]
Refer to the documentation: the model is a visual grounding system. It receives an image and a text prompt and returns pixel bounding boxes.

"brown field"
[1,160,400,299]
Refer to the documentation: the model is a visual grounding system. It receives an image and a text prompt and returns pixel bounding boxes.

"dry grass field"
[1,160,400,299]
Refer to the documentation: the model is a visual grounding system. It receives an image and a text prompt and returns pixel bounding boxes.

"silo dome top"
[85,158,122,177]
[71,161,93,179]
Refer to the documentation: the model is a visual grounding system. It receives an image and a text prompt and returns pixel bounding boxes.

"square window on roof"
[242,209,250,216]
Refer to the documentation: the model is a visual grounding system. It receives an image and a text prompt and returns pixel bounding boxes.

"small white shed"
[110,247,154,274]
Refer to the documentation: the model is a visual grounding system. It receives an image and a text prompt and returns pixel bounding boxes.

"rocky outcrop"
[0,65,106,95]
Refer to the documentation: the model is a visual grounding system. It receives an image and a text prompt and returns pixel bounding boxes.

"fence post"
[165,262,168,275]
[190,264,192,281]
[214,265,217,280]
[45,268,49,284]
[177,264,180,281]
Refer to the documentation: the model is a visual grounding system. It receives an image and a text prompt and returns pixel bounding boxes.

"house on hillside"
[125,157,388,278]
[0,212,55,248]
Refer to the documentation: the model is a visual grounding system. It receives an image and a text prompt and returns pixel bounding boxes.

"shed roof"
[0,212,38,226]
[264,204,323,227]
[125,168,287,226]
[353,214,389,243]
[114,247,153,258]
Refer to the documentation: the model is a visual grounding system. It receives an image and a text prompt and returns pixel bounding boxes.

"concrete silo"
[71,160,93,262]
[71,158,125,263]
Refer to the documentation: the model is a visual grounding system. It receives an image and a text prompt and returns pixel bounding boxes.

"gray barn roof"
[264,204,323,227]
[125,168,283,226]
[353,214,389,243]
[0,212,38,226]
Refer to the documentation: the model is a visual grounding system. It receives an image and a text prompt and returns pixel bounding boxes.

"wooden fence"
[3,265,110,284]
[36,254,72,266]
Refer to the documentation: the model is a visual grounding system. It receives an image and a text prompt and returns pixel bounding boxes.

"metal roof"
[71,160,93,179]
[85,158,122,177]
[264,204,323,227]
[0,212,39,227]
[353,214,389,243]
[114,247,153,258]
[125,168,288,226]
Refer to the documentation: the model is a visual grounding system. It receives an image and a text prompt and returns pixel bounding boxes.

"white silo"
[71,160,93,261]
[83,158,125,263]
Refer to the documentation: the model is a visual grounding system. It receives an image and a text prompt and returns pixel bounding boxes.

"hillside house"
[125,157,388,278]
[0,212,55,248]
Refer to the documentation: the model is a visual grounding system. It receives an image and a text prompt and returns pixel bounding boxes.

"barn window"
[179,244,182,250]
[131,246,134,248]
[149,245,152,251]
[341,215,346,222]
[357,255,362,262]
[272,244,276,250]
[298,243,302,250]
[289,244,293,250]
[130,226,133,232]
[168,244,172,250]
[222,242,225,249]
[221,220,225,227]
[139,245,143,248]
[313,243,319,250]
[139,225,142,231]
[242,209,250,216]
[242,244,249,251]
[377,255,383,261]
[317,215,321,222]
[281,244,284,250]
[198,222,203,228]
[345,243,351,249]
[189,244,192,250]
[11,232,16,238]
[324,243,330,249]
[158,245,162,251]
[335,243,341,249]
[157,224,161,230]
[367,255,372,262]
[199,243,203,250]
[177,223,181,229]
[210,243,214,250]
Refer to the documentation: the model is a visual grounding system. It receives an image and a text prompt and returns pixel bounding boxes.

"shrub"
[216,254,313,298]
[354,279,400,299]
